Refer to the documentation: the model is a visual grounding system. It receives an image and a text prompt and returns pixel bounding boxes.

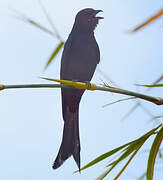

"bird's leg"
[84,81,91,89]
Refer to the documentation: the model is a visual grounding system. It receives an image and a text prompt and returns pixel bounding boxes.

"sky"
[0,0,163,179]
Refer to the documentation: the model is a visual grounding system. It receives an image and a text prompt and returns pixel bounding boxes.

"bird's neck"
[71,27,94,37]
[71,22,95,36]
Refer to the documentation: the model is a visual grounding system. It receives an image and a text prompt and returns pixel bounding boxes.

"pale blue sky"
[0,0,162,180]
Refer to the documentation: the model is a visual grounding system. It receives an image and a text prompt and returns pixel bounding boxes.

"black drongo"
[53,8,103,170]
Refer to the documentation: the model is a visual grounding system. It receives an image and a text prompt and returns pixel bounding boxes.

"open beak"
[94,10,104,19]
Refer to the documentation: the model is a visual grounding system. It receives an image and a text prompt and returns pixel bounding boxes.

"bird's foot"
[84,81,91,89]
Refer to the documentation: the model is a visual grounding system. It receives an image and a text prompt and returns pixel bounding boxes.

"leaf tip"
[0,84,4,91]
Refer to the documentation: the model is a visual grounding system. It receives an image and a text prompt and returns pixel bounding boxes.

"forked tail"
[53,107,80,170]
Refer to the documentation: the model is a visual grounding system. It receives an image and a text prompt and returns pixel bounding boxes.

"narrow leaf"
[97,127,158,180]
[74,142,131,173]
[106,142,142,167]
[41,77,97,90]
[12,9,55,37]
[147,126,163,180]
[97,144,138,180]
[145,75,163,92]
[106,132,150,168]
[38,0,62,40]
[76,125,161,173]
[24,19,55,36]
[103,97,136,107]
[113,145,142,180]
[130,9,163,33]
[122,75,163,119]
[44,41,64,70]
[107,133,151,167]
[136,84,163,87]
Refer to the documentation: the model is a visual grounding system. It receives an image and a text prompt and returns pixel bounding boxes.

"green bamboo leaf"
[108,138,145,167]
[44,41,64,70]
[114,145,142,180]
[105,126,161,179]
[108,134,148,167]
[147,126,163,180]
[75,125,160,173]
[98,139,149,180]
[107,142,141,167]
[121,125,162,154]
[107,136,149,167]
[97,148,135,180]
[136,84,163,87]
[74,142,131,173]
[95,126,161,180]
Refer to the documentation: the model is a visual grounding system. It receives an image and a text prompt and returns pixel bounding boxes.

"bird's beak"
[94,10,104,19]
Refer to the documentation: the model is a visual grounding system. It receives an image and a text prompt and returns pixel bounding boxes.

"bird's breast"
[70,40,96,80]
[61,34,98,82]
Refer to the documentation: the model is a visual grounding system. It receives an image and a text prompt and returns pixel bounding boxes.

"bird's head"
[73,8,103,33]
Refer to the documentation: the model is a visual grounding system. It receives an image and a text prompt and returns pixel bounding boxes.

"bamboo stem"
[0,82,162,105]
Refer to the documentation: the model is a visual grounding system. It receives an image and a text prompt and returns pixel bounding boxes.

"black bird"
[53,8,103,170]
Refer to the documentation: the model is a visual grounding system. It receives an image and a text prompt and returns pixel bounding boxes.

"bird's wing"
[92,36,100,64]
[60,34,73,80]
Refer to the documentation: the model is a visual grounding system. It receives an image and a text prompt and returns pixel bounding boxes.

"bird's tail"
[53,107,80,170]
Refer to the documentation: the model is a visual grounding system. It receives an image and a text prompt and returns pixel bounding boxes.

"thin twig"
[11,8,55,37]
[38,0,62,41]
[103,97,137,107]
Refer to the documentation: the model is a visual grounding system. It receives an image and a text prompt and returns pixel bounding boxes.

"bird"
[53,8,103,170]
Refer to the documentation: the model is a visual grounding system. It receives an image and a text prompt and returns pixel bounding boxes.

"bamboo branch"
[0,79,162,106]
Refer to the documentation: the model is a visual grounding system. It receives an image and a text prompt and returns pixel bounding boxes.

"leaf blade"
[136,84,163,87]
[44,41,64,70]
[130,9,163,33]
[97,126,160,180]
[74,142,131,173]
[113,144,142,180]
[147,126,163,180]
[75,125,161,173]
[12,9,55,37]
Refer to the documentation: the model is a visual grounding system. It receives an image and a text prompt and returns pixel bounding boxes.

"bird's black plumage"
[53,8,103,170]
